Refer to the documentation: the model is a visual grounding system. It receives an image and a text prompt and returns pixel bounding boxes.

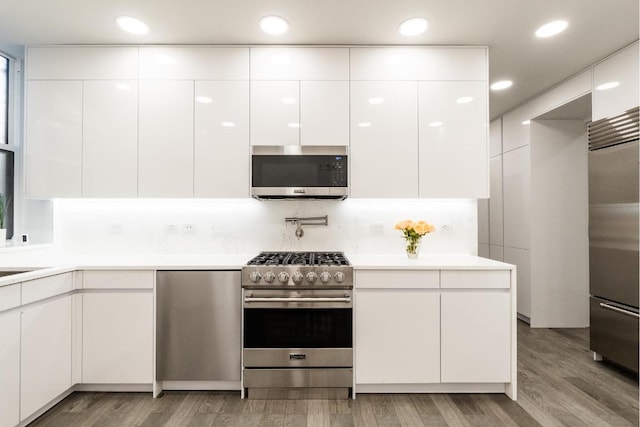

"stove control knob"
[334,271,345,283]
[277,271,290,284]
[306,272,318,284]
[263,271,276,283]
[249,271,262,283]
[319,271,332,284]
[292,271,304,285]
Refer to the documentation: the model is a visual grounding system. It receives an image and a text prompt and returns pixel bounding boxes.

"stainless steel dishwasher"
[156,270,241,381]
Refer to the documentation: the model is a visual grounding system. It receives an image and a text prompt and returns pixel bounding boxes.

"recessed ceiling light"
[221,122,236,127]
[490,80,513,91]
[259,16,289,35]
[596,81,620,91]
[399,17,429,36]
[535,20,569,38]
[368,97,384,105]
[281,97,297,104]
[288,122,300,128]
[196,96,213,104]
[456,97,474,104]
[521,120,531,125]
[358,122,372,128]
[115,15,149,35]
[428,121,443,127]
[115,83,131,91]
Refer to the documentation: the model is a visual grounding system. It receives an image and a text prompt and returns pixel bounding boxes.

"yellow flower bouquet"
[395,219,436,258]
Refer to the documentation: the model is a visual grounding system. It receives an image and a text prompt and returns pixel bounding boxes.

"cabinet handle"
[599,302,640,319]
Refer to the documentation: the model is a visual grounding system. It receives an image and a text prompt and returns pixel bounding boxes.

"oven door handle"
[244,296,352,303]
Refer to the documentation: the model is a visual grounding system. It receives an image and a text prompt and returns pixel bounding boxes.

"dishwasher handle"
[244,296,351,303]
[599,302,640,319]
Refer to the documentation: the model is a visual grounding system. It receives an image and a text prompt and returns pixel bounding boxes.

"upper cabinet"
[250,47,349,80]
[418,81,488,198]
[592,42,639,121]
[26,80,83,198]
[350,47,487,81]
[139,47,249,80]
[250,48,350,146]
[350,81,419,198]
[27,47,138,80]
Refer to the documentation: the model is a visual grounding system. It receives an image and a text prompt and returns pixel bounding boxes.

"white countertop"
[0,246,513,287]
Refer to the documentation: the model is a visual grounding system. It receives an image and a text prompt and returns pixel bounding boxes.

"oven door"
[243,289,352,368]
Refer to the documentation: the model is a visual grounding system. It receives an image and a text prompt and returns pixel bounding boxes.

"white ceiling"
[0,0,637,118]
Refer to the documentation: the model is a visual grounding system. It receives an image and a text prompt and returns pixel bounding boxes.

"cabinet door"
[489,155,504,246]
[300,81,349,146]
[194,81,250,197]
[441,292,510,383]
[83,81,138,197]
[26,81,82,198]
[504,247,531,318]
[356,290,440,384]
[250,47,349,80]
[350,81,418,197]
[592,43,639,121]
[21,296,72,421]
[139,80,194,197]
[139,47,249,80]
[503,145,531,250]
[419,81,488,198]
[0,311,20,427]
[250,81,300,146]
[83,293,153,383]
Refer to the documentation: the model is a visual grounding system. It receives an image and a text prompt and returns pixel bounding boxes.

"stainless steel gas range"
[241,251,353,398]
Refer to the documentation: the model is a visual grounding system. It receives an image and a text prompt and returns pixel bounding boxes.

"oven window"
[244,308,352,348]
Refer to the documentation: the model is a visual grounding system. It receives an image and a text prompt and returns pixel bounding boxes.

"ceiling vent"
[588,107,639,151]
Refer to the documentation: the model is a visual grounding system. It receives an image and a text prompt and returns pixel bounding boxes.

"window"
[0,53,13,238]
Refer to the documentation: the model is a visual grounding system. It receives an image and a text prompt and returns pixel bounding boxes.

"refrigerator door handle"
[599,302,640,319]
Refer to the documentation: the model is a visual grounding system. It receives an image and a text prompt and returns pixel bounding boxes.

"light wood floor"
[30,321,639,426]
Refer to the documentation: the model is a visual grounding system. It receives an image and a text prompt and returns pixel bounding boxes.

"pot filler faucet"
[284,215,328,239]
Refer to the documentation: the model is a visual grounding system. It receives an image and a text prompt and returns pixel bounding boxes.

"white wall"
[53,199,478,256]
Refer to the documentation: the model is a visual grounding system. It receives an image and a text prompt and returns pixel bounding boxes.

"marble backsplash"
[53,198,478,256]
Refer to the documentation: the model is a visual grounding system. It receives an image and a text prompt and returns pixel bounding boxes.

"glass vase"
[405,238,421,259]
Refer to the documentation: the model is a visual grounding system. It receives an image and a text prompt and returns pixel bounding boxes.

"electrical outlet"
[370,222,384,233]
[183,224,195,234]
[166,224,177,233]
[108,222,122,235]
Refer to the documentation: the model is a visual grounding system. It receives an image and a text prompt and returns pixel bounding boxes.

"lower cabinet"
[82,270,154,384]
[82,293,153,383]
[20,296,72,421]
[441,292,511,382]
[0,311,20,427]
[356,290,440,384]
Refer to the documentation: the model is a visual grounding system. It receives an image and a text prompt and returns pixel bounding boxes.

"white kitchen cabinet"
[82,80,139,197]
[21,296,72,421]
[490,118,503,157]
[300,81,349,146]
[350,47,487,81]
[250,81,300,146]
[478,198,489,246]
[26,46,138,80]
[194,81,250,197]
[592,42,639,121]
[441,291,511,383]
[489,155,503,246]
[350,81,418,197]
[25,80,82,198]
[502,104,532,152]
[0,311,20,427]
[356,290,440,384]
[489,245,504,262]
[139,47,249,80]
[139,80,194,197]
[83,293,153,383]
[503,145,530,250]
[504,246,531,319]
[250,47,349,80]
[82,270,153,384]
[418,81,488,198]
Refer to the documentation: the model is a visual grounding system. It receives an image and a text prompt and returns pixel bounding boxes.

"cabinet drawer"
[355,270,439,289]
[441,270,510,289]
[83,270,154,289]
[22,273,73,305]
[0,284,20,311]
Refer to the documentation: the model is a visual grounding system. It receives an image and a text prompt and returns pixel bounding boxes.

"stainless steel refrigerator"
[588,107,639,373]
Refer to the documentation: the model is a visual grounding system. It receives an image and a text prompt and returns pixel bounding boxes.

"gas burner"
[243,251,353,289]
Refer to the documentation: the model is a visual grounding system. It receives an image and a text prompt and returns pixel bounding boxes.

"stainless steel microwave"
[251,146,348,200]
